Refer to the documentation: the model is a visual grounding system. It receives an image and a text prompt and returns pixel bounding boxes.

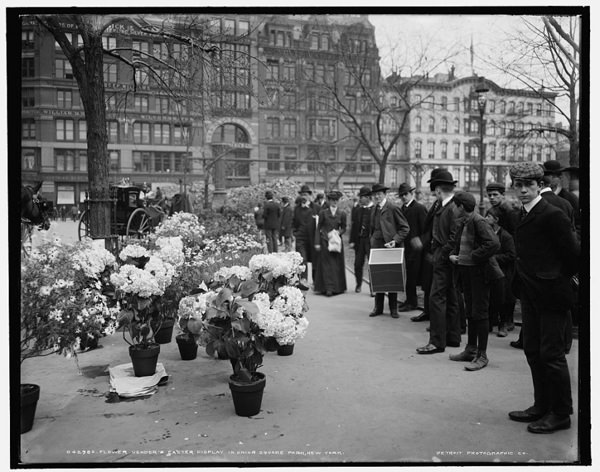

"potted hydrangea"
[20,238,119,432]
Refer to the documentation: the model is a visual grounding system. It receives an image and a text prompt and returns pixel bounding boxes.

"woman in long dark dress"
[314,191,347,296]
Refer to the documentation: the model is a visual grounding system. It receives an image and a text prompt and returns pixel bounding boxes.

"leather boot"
[465,351,489,371]
[449,345,477,362]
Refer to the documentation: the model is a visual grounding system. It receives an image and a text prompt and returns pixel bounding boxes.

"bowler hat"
[327,190,343,200]
[543,160,565,175]
[358,185,372,197]
[426,167,448,183]
[486,182,505,193]
[298,184,312,195]
[452,191,476,212]
[370,183,390,194]
[397,183,416,196]
[509,162,544,181]
[563,166,579,177]
[428,169,457,186]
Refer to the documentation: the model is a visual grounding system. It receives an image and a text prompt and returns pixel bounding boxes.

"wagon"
[78,184,165,241]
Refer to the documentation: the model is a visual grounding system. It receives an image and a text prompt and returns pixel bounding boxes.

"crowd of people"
[254,158,581,435]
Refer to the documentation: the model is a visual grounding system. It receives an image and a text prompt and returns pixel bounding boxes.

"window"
[487,121,495,136]
[78,120,87,141]
[454,143,460,160]
[223,19,235,34]
[57,90,72,108]
[305,63,314,82]
[283,62,296,81]
[154,152,170,172]
[132,40,149,55]
[526,145,533,161]
[107,120,119,143]
[276,32,285,47]
[22,30,35,49]
[527,103,533,115]
[471,144,479,160]
[55,59,73,79]
[310,34,319,50]
[238,21,249,36]
[345,149,357,173]
[415,117,422,132]
[363,69,371,87]
[173,153,185,172]
[488,100,495,113]
[489,143,496,160]
[471,119,479,134]
[441,142,448,159]
[132,151,151,172]
[284,147,297,171]
[22,120,36,139]
[266,60,279,81]
[315,64,324,82]
[508,145,515,160]
[414,94,422,106]
[500,144,506,161]
[22,58,35,77]
[454,97,460,112]
[507,121,515,135]
[236,92,250,109]
[360,154,372,174]
[133,122,151,144]
[102,36,116,50]
[415,140,422,159]
[536,146,543,162]
[321,35,330,50]
[56,119,74,141]
[135,69,149,86]
[281,92,295,109]
[363,122,372,140]
[55,149,75,171]
[267,147,281,171]
[22,148,37,170]
[154,123,171,145]
[517,146,524,160]
[454,118,460,134]
[498,100,505,114]
[545,146,552,160]
[441,96,447,110]
[428,117,435,133]
[499,122,506,136]
[508,101,515,114]
[156,97,169,114]
[266,118,280,138]
[22,88,35,107]
[134,95,149,112]
[109,151,120,173]
[427,141,435,159]
[346,95,356,113]
[174,125,190,145]
[282,119,296,138]
[470,99,478,111]
[517,102,523,114]
[104,63,117,83]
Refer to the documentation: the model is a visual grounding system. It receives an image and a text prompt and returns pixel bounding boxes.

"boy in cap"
[398,183,428,311]
[447,191,501,371]
[486,181,518,235]
[507,162,579,433]
[349,186,374,293]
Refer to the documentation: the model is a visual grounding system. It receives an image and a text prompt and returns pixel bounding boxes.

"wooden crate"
[368,248,406,293]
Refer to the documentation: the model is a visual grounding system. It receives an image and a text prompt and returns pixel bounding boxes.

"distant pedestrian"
[71,205,78,221]
[349,186,374,294]
[293,185,319,283]
[263,191,281,253]
[279,196,293,252]
[486,182,518,235]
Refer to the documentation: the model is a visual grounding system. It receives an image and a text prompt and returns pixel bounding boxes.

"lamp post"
[476,79,489,215]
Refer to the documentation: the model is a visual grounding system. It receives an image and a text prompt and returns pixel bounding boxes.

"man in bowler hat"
[293,184,320,282]
[349,186,375,293]
[368,183,409,319]
[416,169,461,354]
[507,162,579,433]
[398,183,427,311]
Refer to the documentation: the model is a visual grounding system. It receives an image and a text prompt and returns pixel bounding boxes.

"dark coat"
[369,199,410,248]
[292,202,319,262]
[402,199,427,260]
[317,208,347,244]
[280,204,293,237]
[493,226,516,282]
[432,200,459,254]
[447,212,503,283]
[513,198,580,309]
[350,204,373,245]
[541,189,575,230]
[263,200,281,230]
[494,200,518,235]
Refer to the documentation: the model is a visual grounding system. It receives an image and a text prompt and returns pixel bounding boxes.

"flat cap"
[452,191,476,212]
[509,162,544,181]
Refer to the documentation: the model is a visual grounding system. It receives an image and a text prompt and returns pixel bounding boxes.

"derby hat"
[370,183,390,194]
[486,181,505,193]
[397,183,416,196]
[509,162,544,181]
[452,191,476,212]
[358,185,372,197]
[426,167,448,183]
[563,166,579,176]
[298,184,313,195]
[428,169,457,186]
[543,160,566,175]
[327,190,343,200]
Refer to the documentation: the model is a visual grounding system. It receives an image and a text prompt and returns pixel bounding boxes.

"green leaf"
[206,341,216,358]
[237,299,259,317]
[137,298,152,311]
[231,318,251,334]
[239,280,259,298]
[217,287,233,306]
[117,309,134,326]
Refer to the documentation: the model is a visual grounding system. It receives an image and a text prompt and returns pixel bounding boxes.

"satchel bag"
[327,230,342,253]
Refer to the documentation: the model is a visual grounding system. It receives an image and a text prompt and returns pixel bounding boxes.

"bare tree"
[487,15,581,166]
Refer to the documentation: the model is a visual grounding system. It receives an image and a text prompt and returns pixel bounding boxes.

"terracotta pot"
[153,318,175,344]
[129,343,160,377]
[21,383,40,434]
[228,372,266,417]
[277,343,295,356]
[175,334,198,360]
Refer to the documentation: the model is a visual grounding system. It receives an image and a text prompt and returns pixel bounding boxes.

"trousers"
[428,247,460,348]
[353,237,370,287]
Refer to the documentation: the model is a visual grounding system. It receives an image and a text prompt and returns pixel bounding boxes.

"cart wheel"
[127,208,153,238]
[78,210,90,241]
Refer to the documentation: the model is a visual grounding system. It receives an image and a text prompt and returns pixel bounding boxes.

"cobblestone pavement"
[17,223,581,466]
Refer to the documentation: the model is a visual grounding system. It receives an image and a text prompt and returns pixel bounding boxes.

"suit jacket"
[292,202,319,262]
[493,226,516,282]
[350,204,373,245]
[369,200,410,248]
[280,204,293,237]
[431,200,459,254]
[540,190,575,230]
[494,200,518,235]
[402,200,427,260]
[263,200,281,230]
[513,198,580,309]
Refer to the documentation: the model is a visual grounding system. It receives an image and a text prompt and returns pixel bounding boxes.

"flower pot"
[153,318,175,344]
[175,334,198,361]
[129,343,160,377]
[228,372,266,417]
[21,383,40,434]
[80,334,99,351]
[277,343,295,356]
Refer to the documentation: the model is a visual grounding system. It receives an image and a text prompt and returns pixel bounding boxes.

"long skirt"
[314,245,347,294]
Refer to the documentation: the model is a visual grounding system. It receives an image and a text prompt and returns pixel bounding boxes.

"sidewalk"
[18,267,579,465]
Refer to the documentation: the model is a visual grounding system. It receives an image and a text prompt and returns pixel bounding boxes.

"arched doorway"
[211,123,252,188]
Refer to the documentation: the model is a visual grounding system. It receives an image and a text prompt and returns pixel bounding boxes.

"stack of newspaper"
[109,362,168,398]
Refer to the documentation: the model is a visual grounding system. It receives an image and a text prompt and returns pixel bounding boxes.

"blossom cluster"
[214,265,252,283]
[153,212,205,250]
[72,242,116,279]
[249,252,305,284]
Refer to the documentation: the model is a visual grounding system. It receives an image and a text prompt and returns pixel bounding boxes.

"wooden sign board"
[368,248,406,293]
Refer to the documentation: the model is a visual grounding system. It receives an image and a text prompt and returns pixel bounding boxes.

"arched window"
[428,117,435,132]
[212,123,250,179]
[454,118,460,133]
[441,118,448,133]
[415,116,422,132]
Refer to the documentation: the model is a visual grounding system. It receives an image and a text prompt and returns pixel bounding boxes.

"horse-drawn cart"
[78,184,165,241]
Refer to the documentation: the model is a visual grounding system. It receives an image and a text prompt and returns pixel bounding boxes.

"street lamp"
[476,78,489,214]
